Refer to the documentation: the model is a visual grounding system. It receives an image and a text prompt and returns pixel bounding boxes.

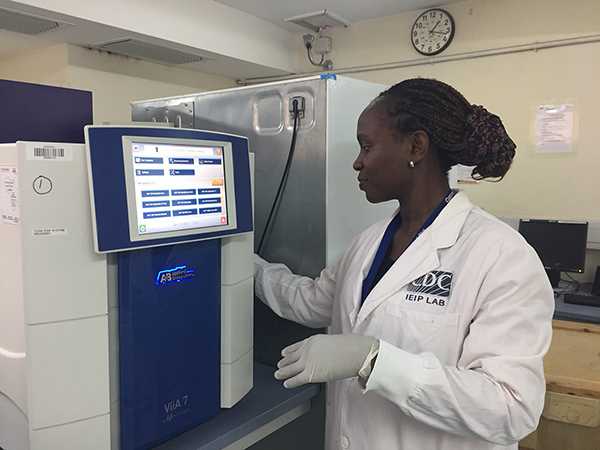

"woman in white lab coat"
[254,78,554,450]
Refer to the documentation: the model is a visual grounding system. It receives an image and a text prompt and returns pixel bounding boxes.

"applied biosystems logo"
[155,265,196,287]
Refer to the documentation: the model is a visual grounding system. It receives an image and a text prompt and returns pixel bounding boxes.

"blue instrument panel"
[85,126,253,253]
[118,241,221,449]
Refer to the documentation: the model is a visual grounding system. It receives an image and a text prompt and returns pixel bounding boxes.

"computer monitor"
[122,136,237,243]
[518,219,588,288]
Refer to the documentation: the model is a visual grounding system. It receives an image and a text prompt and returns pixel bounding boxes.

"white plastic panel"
[221,278,253,363]
[0,354,27,416]
[18,142,107,325]
[30,413,110,450]
[0,143,28,417]
[27,316,110,430]
[0,390,28,450]
[0,145,24,347]
[221,233,253,285]
[220,149,253,407]
[221,349,253,408]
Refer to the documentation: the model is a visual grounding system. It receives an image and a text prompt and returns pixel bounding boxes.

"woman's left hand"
[275,334,379,388]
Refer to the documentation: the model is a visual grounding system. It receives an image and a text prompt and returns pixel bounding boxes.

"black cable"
[257,99,300,255]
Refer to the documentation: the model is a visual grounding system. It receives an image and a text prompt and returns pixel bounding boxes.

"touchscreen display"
[130,141,228,235]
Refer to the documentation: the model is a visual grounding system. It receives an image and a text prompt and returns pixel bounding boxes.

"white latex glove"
[275,334,379,389]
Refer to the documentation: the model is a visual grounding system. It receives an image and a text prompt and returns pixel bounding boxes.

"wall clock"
[411,8,455,56]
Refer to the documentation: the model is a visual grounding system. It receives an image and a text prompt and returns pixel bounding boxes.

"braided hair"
[375,78,516,180]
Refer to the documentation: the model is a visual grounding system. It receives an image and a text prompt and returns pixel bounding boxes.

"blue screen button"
[198,188,220,195]
[172,199,198,207]
[135,157,163,164]
[143,211,172,219]
[171,189,196,196]
[169,158,194,165]
[198,197,220,205]
[199,207,222,214]
[173,209,198,217]
[143,200,170,208]
[142,190,169,197]
[169,169,195,176]
[136,169,164,176]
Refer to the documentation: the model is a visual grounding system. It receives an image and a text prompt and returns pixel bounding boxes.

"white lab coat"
[254,191,554,450]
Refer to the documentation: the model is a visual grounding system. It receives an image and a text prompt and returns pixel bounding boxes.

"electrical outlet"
[302,34,315,47]
[289,96,305,119]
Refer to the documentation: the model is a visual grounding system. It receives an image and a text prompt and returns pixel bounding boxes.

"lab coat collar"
[426,190,473,249]
[352,191,474,327]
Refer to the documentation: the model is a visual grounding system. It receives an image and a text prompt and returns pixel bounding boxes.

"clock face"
[411,8,455,56]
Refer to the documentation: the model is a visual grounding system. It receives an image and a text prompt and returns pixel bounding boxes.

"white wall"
[0,44,68,86]
[320,0,600,280]
[65,46,235,123]
[0,44,235,124]
[323,0,600,219]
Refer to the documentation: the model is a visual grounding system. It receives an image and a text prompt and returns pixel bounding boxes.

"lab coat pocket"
[381,304,460,365]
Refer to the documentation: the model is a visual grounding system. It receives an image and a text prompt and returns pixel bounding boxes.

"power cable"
[257,99,301,255]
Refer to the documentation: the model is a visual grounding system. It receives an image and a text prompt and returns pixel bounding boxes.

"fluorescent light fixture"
[285,9,350,32]
[97,39,204,65]
[0,7,61,34]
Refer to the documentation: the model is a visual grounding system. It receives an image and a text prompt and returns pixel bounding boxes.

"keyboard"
[564,292,600,307]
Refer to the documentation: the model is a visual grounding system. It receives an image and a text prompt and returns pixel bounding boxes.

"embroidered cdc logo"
[408,271,453,298]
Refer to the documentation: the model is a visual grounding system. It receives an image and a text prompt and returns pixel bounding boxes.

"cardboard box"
[520,320,600,450]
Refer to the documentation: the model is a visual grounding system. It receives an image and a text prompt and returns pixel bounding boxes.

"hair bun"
[460,104,516,179]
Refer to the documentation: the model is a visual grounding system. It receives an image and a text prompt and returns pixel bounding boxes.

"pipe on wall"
[237,33,600,85]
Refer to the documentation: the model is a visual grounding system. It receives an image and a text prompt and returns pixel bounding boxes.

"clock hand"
[431,30,448,35]
[430,20,441,33]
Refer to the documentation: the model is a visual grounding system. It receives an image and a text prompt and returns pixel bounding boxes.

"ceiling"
[213,0,462,31]
[0,0,461,79]
[0,6,289,79]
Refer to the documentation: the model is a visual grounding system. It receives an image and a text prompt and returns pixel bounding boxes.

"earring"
[409,161,415,168]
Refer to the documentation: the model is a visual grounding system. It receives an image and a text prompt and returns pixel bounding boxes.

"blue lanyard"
[360,190,455,305]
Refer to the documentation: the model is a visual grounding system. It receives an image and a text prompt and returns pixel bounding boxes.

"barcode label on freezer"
[35,147,64,158]
[27,145,73,161]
